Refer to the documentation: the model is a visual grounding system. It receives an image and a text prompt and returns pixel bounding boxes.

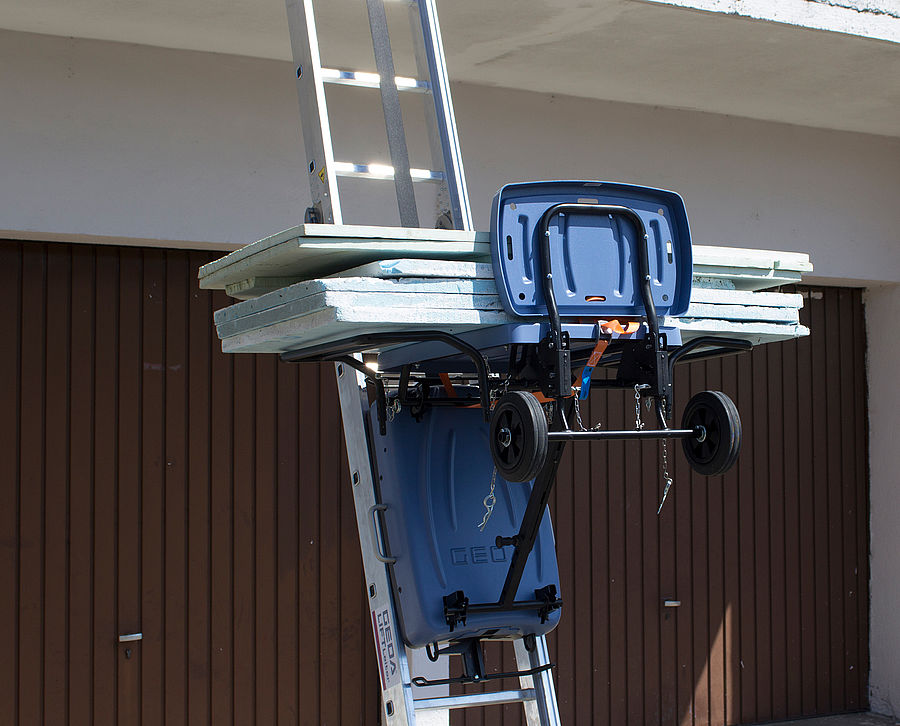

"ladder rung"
[414,689,536,712]
[321,68,430,93]
[333,161,444,182]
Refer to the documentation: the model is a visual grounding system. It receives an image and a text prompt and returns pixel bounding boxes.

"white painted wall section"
[2,0,898,136]
[2,31,899,283]
[865,282,900,721]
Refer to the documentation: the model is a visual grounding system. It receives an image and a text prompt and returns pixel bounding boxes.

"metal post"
[365,0,420,227]
[408,0,473,231]
[515,637,562,726]
[285,0,342,224]
[334,361,417,724]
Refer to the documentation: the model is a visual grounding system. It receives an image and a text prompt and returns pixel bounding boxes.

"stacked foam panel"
[199,226,811,356]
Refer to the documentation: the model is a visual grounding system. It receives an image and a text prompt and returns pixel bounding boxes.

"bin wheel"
[681,390,742,476]
[489,391,549,482]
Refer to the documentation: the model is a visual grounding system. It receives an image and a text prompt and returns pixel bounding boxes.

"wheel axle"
[546,427,701,441]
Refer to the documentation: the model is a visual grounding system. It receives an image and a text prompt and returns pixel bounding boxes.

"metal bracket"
[443,590,469,631]
[535,584,562,625]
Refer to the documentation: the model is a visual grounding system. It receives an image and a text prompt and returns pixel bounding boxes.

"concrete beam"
[637,0,900,43]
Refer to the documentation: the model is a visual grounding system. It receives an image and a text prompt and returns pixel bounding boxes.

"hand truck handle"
[536,202,660,344]
[368,503,396,564]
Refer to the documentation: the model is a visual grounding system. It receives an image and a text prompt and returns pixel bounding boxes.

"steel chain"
[386,398,401,422]
[479,377,510,530]
[633,384,649,430]
[656,397,675,515]
[573,392,602,432]
[478,467,498,531]
[490,375,511,404]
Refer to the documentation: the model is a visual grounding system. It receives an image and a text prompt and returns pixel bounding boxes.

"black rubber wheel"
[489,391,549,482]
[681,390,742,476]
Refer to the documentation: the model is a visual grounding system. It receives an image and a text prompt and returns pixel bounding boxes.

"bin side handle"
[368,503,397,564]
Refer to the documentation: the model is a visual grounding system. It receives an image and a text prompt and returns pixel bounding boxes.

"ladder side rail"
[334,361,417,724]
[407,1,452,228]
[285,0,343,224]
[409,0,474,231]
[366,0,420,228]
[515,637,562,726]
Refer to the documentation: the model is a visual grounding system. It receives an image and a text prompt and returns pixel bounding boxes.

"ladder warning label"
[372,607,400,690]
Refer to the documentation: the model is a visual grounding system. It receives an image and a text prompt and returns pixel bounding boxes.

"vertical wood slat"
[721,353,742,726]
[767,341,788,720]
[254,353,278,726]
[1,242,871,726]
[164,250,189,726]
[573,394,594,725]
[296,363,322,724]
[658,366,678,726]
[232,353,256,726]
[19,243,46,726]
[276,361,299,726]
[92,246,118,725]
[691,361,711,726]
[824,289,846,714]
[589,390,612,725]
[607,389,628,726]
[781,334,803,717]
[141,249,166,726]
[706,359,727,726]
[187,250,212,726]
[555,427,575,719]
[674,366,695,726]
[68,245,95,726]
[640,416,661,726]
[838,289,860,711]
[624,424,644,724]
[44,246,70,726]
[0,242,22,726]
[810,289,832,714]
[752,344,773,723]
[210,289,234,726]
[736,348,757,724]
[117,248,142,724]
[796,296,818,716]
[852,290,870,711]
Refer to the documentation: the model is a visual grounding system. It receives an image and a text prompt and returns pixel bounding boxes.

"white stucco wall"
[2,29,898,717]
[866,283,900,720]
[3,30,899,285]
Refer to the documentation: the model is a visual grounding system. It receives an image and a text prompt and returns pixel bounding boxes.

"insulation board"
[198,224,490,294]
[198,225,812,299]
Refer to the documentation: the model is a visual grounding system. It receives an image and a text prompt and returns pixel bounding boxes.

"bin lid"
[490,180,692,318]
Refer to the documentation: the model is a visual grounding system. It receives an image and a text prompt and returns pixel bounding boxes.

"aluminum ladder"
[282,1,563,723]
[285,0,472,230]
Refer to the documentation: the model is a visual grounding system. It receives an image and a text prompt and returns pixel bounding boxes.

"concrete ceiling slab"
[2,0,899,136]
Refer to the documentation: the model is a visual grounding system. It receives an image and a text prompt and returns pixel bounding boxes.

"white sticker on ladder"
[372,607,401,691]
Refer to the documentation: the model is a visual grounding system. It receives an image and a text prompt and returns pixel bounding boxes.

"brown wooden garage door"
[0,240,868,725]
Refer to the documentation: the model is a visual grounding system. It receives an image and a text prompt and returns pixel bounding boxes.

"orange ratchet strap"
[439,372,458,398]
[577,319,640,399]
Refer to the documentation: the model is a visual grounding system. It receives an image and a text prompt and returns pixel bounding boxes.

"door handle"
[118,633,143,643]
